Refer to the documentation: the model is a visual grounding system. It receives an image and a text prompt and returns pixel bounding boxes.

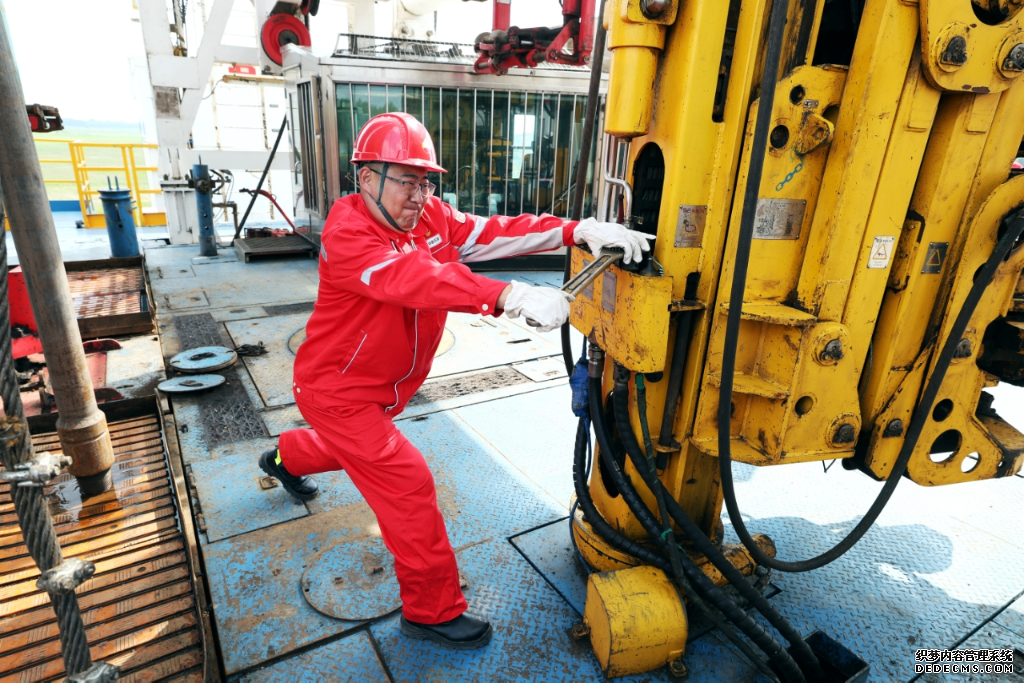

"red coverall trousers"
[278,389,466,624]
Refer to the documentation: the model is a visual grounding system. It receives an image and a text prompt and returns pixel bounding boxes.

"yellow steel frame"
[570,0,1024,673]
[33,139,166,228]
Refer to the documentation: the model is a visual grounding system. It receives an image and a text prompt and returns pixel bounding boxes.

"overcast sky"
[3,0,562,124]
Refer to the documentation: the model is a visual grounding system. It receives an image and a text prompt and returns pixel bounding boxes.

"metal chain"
[0,186,118,681]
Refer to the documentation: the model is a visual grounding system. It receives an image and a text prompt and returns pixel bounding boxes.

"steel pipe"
[0,22,114,495]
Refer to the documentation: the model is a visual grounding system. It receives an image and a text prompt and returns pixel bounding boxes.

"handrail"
[33,139,165,228]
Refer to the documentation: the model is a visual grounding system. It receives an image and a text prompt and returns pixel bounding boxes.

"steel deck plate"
[302,537,401,620]
[720,458,1024,682]
[148,256,319,312]
[190,449,308,543]
[453,385,578,511]
[105,334,166,399]
[237,630,389,682]
[509,518,587,614]
[369,538,762,683]
[381,411,564,548]
[428,313,559,379]
[224,314,310,407]
[203,505,379,674]
[260,406,309,437]
[304,469,364,516]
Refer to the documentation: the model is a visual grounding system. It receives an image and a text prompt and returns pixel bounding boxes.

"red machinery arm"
[473,0,595,74]
[26,104,62,133]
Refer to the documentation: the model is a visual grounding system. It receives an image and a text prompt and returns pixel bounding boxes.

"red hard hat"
[351,112,446,173]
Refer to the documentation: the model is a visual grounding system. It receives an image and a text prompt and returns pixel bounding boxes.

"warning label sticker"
[921,241,949,274]
[867,236,896,269]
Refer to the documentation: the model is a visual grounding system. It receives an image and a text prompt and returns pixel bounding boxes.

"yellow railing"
[35,139,167,228]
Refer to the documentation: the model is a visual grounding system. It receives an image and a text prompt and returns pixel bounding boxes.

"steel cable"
[0,187,97,676]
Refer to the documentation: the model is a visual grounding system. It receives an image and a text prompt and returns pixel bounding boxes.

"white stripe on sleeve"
[457,216,489,262]
[460,227,564,263]
[360,258,400,285]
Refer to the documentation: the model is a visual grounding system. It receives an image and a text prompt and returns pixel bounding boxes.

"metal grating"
[237,236,314,253]
[173,313,268,448]
[263,301,316,317]
[73,292,142,318]
[331,33,590,72]
[407,366,531,407]
[333,34,479,64]
[174,313,227,349]
[67,267,147,321]
[67,269,143,297]
[0,415,204,682]
[193,371,268,448]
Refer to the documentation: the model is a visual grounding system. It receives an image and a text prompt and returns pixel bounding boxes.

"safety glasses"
[368,168,436,198]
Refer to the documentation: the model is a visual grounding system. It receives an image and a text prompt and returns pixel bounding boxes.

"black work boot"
[400,613,493,650]
[258,448,319,501]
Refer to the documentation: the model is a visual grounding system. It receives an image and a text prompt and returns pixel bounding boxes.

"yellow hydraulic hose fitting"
[604,0,675,137]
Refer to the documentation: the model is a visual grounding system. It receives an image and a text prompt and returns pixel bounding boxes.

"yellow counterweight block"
[584,566,688,678]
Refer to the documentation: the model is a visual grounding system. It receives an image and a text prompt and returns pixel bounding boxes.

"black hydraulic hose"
[657,311,694,454]
[588,371,805,682]
[720,209,1024,572]
[616,377,826,682]
[562,0,609,375]
[571,415,781,683]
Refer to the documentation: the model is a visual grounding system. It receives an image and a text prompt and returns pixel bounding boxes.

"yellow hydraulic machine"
[560,0,1024,678]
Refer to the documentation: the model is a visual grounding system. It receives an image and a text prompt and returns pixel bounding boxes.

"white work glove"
[503,280,574,333]
[573,217,655,265]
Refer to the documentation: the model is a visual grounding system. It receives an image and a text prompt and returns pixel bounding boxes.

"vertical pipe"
[194,164,218,257]
[0,19,114,495]
[551,93,560,216]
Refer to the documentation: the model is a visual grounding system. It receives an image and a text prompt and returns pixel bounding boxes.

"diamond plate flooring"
[190,449,308,543]
[237,630,389,682]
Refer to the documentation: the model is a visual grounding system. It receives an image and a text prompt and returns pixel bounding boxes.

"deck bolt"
[940,36,968,66]
[1004,44,1024,72]
[669,658,688,678]
[570,622,591,640]
[833,423,856,444]
[954,338,972,358]
[820,339,844,363]
[882,419,904,438]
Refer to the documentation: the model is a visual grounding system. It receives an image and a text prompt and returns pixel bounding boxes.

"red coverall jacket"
[292,193,577,412]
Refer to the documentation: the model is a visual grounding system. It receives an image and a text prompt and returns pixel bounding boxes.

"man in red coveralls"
[259,112,652,649]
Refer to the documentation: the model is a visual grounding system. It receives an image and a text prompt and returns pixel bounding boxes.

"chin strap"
[368,162,408,233]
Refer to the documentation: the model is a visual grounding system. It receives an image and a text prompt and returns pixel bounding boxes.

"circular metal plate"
[169,346,237,373]
[288,327,455,357]
[158,374,226,394]
[301,537,400,620]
